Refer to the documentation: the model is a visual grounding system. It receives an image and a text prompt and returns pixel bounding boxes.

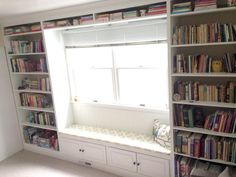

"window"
[66,43,168,110]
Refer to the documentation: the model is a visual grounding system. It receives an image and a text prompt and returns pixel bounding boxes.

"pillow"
[153,119,171,149]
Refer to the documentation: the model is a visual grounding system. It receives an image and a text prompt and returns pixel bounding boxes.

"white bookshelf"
[168,1,236,176]
[3,22,59,152]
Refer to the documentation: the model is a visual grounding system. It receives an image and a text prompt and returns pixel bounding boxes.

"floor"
[0,151,120,177]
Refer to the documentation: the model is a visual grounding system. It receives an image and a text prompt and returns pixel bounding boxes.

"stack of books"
[23,127,58,150]
[79,15,94,25]
[20,93,52,108]
[28,111,55,127]
[10,58,47,73]
[123,10,138,19]
[96,13,110,23]
[172,1,193,14]
[194,0,217,11]
[175,131,236,163]
[20,77,51,91]
[109,12,123,21]
[172,23,236,45]
[10,39,44,54]
[173,81,236,103]
[175,157,224,177]
[173,53,236,73]
[145,3,167,16]
[174,106,236,133]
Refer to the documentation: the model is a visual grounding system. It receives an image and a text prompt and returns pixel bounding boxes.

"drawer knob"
[133,162,136,165]
[137,163,140,166]
[81,149,85,152]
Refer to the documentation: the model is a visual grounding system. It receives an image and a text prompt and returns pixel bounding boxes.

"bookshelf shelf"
[170,6,236,17]
[44,14,167,31]
[22,122,57,131]
[11,72,49,75]
[4,31,42,37]
[15,89,51,94]
[174,152,236,167]
[23,143,59,152]
[17,106,54,113]
[171,73,236,77]
[8,52,46,56]
[171,41,236,48]
[173,126,236,138]
[172,101,236,108]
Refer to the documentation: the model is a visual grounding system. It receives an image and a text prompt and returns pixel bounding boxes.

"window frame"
[66,42,169,111]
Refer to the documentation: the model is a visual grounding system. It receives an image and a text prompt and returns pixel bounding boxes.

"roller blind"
[63,18,167,46]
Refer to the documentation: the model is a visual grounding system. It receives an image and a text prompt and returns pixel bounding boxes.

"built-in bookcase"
[168,0,236,176]
[3,22,59,151]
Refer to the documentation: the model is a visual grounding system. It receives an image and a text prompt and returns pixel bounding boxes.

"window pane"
[73,69,114,102]
[66,47,112,68]
[118,69,168,109]
[114,43,167,68]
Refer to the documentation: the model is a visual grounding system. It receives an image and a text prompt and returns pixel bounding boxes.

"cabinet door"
[107,147,137,172]
[60,139,81,157]
[80,141,107,164]
[137,154,169,177]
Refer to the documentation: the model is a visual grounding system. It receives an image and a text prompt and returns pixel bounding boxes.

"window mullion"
[111,48,120,102]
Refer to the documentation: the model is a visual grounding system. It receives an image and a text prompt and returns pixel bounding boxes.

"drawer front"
[80,141,107,164]
[137,154,169,177]
[107,147,137,172]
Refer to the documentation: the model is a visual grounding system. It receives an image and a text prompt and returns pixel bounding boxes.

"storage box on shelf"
[169,1,236,176]
[3,22,59,152]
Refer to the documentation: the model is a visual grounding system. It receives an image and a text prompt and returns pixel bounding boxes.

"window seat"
[60,124,171,155]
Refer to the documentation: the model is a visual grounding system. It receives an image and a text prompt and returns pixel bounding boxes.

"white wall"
[0,30,23,161]
[73,103,169,136]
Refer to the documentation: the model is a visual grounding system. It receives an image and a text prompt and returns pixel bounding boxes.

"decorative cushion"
[152,119,171,149]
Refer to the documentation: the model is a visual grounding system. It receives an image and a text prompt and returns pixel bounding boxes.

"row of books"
[172,0,236,15]
[23,127,58,150]
[4,23,41,35]
[175,131,236,163]
[10,39,44,54]
[173,81,236,103]
[175,156,225,177]
[174,53,236,73]
[174,105,236,133]
[20,93,52,108]
[10,58,47,73]
[28,111,55,127]
[43,3,166,28]
[172,23,236,45]
[19,77,51,92]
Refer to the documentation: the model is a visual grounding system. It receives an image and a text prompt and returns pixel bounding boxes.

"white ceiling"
[0,0,104,17]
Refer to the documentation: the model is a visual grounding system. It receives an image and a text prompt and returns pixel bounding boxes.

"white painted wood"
[43,29,74,130]
[60,139,80,158]
[0,46,23,161]
[107,147,137,172]
[137,154,169,177]
[80,141,107,164]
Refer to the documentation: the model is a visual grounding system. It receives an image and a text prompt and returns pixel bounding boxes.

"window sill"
[71,101,169,114]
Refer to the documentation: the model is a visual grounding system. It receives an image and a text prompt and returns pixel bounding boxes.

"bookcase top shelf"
[4,31,42,37]
[171,73,236,77]
[22,122,57,131]
[171,6,236,17]
[172,101,236,108]
[171,41,236,48]
[15,89,52,94]
[17,106,54,113]
[8,52,46,56]
[174,126,236,138]
[43,14,167,31]
[174,152,236,166]
[11,72,49,76]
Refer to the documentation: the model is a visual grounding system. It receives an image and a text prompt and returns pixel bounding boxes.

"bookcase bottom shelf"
[175,152,236,166]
